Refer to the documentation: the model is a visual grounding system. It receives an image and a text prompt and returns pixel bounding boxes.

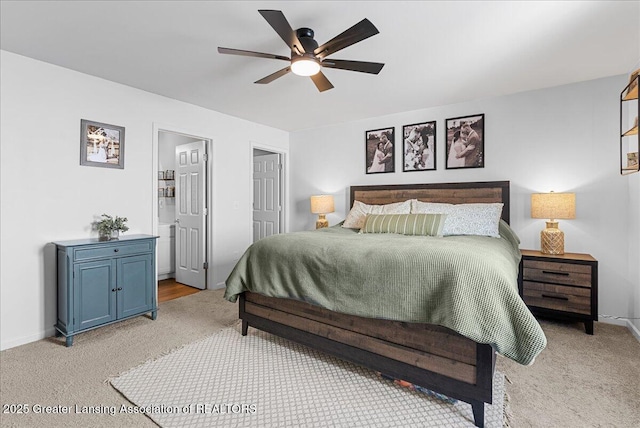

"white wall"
[0,51,289,350]
[630,174,639,336]
[290,74,637,330]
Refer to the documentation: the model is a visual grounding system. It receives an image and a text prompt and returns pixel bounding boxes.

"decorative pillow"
[411,200,504,237]
[411,200,453,215]
[360,213,447,236]
[342,200,411,229]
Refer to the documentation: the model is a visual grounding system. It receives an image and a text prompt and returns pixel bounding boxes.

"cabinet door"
[157,235,174,275]
[117,254,154,319]
[74,259,117,330]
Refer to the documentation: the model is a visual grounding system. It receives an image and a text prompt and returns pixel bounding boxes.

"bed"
[224,181,546,427]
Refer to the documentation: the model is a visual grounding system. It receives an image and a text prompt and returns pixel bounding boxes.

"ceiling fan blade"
[314,18,379,59]
[254,66,292,84]
[322,59,384,74]
[310,71,334,92]
[218,47,290,61]
[258,10,305,54]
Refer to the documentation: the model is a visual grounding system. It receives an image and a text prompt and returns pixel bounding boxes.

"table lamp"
[531,192,576,255]
[310,195,335,229]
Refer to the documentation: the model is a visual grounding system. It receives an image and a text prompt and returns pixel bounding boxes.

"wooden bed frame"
[239,181,511,427]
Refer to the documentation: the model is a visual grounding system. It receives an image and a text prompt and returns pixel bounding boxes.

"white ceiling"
[1,1,638,132]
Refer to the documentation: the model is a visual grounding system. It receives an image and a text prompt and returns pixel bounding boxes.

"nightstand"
[519,250,598,335]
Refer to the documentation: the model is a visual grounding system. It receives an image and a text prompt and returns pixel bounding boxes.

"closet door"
[253,152,281,241]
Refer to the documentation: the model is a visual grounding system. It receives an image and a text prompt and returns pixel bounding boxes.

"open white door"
[175,141,207,289]
[253,153,281,242]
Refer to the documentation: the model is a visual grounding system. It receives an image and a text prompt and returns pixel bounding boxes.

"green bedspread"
[224,222,547,365]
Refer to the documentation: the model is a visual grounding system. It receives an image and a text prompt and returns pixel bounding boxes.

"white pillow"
[410,201,453,215]
[342,200,412,229]
[411,200,504,237]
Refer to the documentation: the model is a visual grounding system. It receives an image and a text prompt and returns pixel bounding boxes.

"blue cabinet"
[54,235,158,346]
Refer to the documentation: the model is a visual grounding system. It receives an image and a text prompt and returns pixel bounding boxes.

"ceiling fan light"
[291,57,320,76]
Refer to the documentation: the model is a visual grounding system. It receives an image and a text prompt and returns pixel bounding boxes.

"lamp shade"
[310,195,335,214]
[531,192,576,220]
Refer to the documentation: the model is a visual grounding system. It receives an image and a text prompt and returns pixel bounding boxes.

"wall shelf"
[622,85,638,101]
[622,125,638,137]
[620,73,639,175]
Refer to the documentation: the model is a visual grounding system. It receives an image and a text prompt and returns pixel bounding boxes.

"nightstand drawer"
[523,281,591,315]
[523,260,592,287]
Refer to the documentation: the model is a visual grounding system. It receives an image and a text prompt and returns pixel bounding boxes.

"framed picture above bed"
[445,114,484,169]
[402,121,436,172]
[80,119,125,169]
[365,127,395,174]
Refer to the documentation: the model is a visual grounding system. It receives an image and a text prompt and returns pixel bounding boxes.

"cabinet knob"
[114,249,119,252]
[111,288,116,292]
[117,287,123,291]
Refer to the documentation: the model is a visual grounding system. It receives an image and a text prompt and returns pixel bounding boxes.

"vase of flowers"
[95,214,129,241]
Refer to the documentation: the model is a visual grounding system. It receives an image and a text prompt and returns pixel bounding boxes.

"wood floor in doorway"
[158,279,200,303]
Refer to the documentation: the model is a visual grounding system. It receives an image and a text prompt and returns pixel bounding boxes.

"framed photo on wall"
[402,121,436,172]
[445,114,484,169]
[365,127,395,174]
[80,119,125,169]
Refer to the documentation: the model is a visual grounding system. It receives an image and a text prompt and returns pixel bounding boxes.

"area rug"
[111,325,507,427]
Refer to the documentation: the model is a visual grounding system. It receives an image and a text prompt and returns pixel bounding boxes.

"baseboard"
[598,316,627,327]
[600,316,640,342]
[0,326,56,351]
[627,320,640,342]
[211,282,226,290]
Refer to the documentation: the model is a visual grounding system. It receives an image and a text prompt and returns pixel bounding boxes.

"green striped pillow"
[360,213,447,236]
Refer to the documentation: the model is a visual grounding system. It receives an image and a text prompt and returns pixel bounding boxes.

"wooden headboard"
[349,181,510,224]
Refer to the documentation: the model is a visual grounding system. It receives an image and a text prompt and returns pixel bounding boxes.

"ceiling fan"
[218,10,384,92]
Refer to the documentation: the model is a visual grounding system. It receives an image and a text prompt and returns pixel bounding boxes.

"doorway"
[252,147,286,242]
[156,129,210,291]
[157,278,200,303]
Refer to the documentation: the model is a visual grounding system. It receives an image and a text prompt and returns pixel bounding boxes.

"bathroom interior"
[157,131,202,284]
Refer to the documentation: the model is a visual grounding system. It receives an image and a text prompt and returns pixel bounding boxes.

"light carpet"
[111,325,506,427]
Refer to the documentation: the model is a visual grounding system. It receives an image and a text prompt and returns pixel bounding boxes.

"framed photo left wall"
[80,119,125,169]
